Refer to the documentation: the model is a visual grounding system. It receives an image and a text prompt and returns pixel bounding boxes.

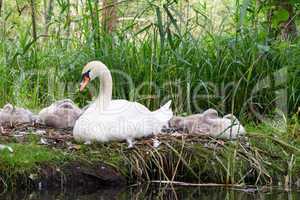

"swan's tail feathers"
[161,100,172,111]
[153,100,173,122]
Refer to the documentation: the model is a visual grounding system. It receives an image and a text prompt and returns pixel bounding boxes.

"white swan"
[73,61,173,147]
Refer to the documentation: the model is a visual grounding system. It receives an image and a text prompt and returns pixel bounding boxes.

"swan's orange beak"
[79,76,90,92]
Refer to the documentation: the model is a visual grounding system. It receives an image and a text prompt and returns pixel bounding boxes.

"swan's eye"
[80,70,91,92]
[81,70,91,80]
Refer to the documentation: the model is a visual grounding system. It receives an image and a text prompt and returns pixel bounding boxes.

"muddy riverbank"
[0,123,299,192]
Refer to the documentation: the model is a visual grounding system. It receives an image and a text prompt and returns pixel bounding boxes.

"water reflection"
[1,185,300,200]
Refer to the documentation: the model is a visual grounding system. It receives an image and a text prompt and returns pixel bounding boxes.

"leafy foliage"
[0,0,299,119]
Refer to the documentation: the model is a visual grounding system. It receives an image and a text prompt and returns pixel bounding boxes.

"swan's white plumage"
[73,61,173,143]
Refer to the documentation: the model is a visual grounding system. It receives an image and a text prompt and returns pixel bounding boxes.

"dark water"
[1,185,300,200]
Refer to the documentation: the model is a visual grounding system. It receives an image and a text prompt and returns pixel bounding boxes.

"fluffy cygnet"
[169,109,218,134]
[169,109,246,139]
[38,99,82,129]
[0,104,12,123]
[206,113,246,139]
[0,103,34,125]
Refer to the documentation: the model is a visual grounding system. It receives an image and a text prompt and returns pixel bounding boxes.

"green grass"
[0,143,66,170]
[1,31,299,117]
[0,1,299,120]
[0,142,69,191]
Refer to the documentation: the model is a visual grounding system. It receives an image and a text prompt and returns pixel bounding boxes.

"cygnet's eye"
[60,103,73,109]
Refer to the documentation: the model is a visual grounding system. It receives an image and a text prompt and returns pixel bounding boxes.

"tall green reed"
[0,0,298,120]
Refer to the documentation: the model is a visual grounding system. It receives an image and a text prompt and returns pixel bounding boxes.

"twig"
[0,175,8,194]
[149,180,243,187]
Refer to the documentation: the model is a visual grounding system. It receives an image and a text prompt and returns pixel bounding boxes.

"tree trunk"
[44,0,54,35]
[66,0,71,42]
[30,0,37,41]
[279,1,298,40]
[0,0,3,16]
[102,0,117,33]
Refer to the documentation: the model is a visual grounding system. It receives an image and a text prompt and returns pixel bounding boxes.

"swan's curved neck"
[95,66,112,111]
